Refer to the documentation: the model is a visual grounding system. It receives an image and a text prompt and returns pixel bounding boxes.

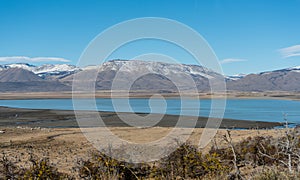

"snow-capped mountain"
[227,66,300,91]
[0,68,71,92]
[33,64,79,74]
[0,63,80,79]
[33,64,80,79]
[97,60,220,79]
[1,60,300,92]
[64,60,225,91]
[0,63,35,71]
[5,63,36,71]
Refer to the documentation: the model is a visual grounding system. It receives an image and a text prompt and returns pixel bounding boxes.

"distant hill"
[0,68,70,92]
[0,60,300,92]
[0,68,44,82]
[226,66,300,91]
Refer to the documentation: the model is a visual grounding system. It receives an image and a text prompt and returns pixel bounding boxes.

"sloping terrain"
[0,68,70,92]
[227,67,300,91]
[63,60,224,91]
[0,60,300,92]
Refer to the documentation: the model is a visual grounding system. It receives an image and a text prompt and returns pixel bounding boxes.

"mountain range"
[0,60,299,92]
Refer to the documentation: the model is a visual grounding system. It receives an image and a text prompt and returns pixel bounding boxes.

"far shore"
[0,91,300,100]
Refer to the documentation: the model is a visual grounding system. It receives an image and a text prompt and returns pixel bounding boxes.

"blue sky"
[0,0,300,75]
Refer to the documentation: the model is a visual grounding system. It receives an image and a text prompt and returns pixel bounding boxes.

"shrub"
[1,129,300,179]
[23,157,68,179]
[159,143,230,179]
[76,152,150,179]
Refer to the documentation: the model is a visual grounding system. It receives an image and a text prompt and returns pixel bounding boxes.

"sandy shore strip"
[0,91,300,100]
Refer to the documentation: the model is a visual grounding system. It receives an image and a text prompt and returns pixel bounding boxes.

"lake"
[0,98,299,124]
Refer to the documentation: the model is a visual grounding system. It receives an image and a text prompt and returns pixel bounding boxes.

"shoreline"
[0,91,300,101]
[0,106,283,129]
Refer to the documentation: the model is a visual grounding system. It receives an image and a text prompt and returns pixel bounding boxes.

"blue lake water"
[0,98,299,124]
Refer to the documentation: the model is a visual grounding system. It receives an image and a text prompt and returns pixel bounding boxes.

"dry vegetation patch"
[1,127,300,179]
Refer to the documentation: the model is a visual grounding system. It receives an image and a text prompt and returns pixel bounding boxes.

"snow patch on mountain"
[2,63,35,71]
[260,66,300,74]
[286,66,300,73]
[0,63,80,79]
[289,66,300,70]
[33,64,79,74]
[226,74,246,81]
[97,60,216,79]
[1,61,300,82]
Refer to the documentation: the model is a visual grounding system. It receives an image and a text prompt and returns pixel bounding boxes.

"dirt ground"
[0,126,287,175]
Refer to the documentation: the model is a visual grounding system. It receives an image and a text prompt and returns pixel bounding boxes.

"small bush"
[253,168,300,180]
[160,143,230,179]
[76,152,151,179]
[23,157,68,179]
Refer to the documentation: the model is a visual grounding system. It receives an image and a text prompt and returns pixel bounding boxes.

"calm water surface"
[0,98,299,124]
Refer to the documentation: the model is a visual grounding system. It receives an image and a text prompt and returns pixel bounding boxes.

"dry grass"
[1,126,299,179]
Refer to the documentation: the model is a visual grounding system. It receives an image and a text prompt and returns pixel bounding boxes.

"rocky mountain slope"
[0,68,70,92]
[0,63,79,79]
[0,60,299,92]
[227,66,300,91]
[64,60,224,91]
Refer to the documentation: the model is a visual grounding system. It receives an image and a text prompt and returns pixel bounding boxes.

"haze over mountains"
[0,60,299,92]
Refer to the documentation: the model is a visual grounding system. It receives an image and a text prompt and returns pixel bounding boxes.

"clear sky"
[0,0,300,75]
